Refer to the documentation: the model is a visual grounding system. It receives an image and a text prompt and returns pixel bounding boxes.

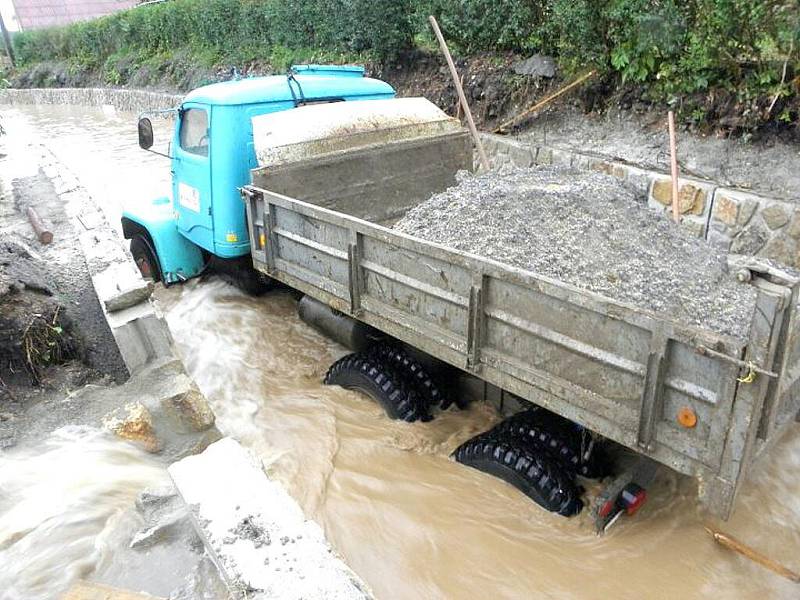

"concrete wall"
[482,133,800,268]
[0,87,182,113]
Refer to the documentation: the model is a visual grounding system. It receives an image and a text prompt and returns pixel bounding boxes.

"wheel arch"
[120,200,206,284]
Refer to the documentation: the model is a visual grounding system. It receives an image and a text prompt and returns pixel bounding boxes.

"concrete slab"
[94,261,153,313]
[169,438,371,600]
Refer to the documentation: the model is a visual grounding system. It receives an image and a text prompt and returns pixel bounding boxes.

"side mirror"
[138,117,154,150]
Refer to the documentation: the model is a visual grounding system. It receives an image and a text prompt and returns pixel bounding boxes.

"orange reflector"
[259,232,266,247]
[226,232,238,243]
[677,406,697,428]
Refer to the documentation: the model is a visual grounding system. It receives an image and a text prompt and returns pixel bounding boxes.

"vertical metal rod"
[0,10,14,68]
[428,15,490,172]
[668,111,680,223]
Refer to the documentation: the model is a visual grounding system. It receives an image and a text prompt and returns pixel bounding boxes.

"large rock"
[651,179,707,215]
[762,235,798,267]
[98,358,219,460]
[761,203,791,230]
[161,377,215,433]
[731,220,770,255]
[712,194,739,227]
[104,401,161,453]
[512,55,556,78]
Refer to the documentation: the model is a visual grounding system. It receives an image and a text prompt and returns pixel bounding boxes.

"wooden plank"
[61,581,164,600]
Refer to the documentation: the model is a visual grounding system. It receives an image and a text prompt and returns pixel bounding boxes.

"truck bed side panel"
[245,188,751,501]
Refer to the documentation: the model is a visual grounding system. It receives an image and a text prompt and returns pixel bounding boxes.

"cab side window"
[179,108,208,157]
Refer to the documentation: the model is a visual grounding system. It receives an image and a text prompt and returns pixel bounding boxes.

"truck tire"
[453,436,583,517]
[367,344,450,415]
[130,234,162,283]
[324,353,423,422]
[490,409,607,479]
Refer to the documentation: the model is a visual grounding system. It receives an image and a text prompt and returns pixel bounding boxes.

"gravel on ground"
[394,166,758,340]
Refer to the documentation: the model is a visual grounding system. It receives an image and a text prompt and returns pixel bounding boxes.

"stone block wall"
[647,175,715,238]
[708,190,800,265]
[480,132,800,268]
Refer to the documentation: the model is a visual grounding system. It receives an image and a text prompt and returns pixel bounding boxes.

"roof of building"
[183,73,395,107]
[12,0,135,30]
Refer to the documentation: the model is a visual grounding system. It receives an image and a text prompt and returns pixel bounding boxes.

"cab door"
[173,103,214,251]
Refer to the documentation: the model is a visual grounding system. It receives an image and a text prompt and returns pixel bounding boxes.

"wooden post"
[493,70,596,133]
[705,526,800,583]
[668,111,680,223]
[0,10,15,68]
[455,74,464,121]
[428,15,490,172]
[26,207,53,244]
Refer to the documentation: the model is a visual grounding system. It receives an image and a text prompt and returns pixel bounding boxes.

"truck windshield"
[179,108,209,157]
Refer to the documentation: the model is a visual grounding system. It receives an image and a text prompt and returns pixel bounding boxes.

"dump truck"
[128,66,800,532]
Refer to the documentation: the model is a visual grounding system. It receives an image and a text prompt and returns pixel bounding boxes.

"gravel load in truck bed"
[394,166,757,340]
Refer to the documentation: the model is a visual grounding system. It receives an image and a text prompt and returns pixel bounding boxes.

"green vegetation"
[12,0,413,68]
[8,0,800,128]
[424,1,798,110]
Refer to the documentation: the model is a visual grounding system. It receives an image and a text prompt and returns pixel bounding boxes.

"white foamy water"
[0,427,168,600]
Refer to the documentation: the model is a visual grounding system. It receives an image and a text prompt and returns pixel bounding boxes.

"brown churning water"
[158,281,800,600]
[2,104,799,600]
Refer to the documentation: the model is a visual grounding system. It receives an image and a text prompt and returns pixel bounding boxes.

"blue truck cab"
[122,65,395,288]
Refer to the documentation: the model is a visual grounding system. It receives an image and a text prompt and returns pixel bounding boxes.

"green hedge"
[11,0,800,116]
[422,0,798,99]
[12,0,413,67]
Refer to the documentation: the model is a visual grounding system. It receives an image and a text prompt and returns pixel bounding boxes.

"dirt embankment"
[0,240,81,395]
[0,148,127,445]
[10,49,799,143]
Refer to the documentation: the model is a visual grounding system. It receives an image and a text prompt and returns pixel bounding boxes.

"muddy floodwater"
[1,103,799,599]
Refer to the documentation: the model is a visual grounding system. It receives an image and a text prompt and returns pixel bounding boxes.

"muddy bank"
[0,240,79,392]
[8,47,798,140]
[0,160,127,445]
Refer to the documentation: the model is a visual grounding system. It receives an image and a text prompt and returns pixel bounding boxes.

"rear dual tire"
[323,353,423,422]
[490,409,607,479]
[324,344,461,423]
[453,436,584,517]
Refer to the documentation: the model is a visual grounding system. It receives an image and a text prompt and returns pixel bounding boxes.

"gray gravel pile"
[394,166,757,340]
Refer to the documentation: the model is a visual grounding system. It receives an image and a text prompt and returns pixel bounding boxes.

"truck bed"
[242,155,800,521]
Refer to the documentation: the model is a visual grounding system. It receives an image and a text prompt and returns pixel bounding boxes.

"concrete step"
[169,437,371,600]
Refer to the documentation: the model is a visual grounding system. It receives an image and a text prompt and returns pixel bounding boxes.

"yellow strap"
[737,361,757,384]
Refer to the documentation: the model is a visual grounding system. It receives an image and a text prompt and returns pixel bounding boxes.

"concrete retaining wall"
[0,87,182,113]
[482,133,800,268]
